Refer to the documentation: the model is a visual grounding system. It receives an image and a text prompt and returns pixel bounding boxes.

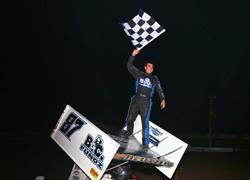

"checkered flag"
[121,9,166,50]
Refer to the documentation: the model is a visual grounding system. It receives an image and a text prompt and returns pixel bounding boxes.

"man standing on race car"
[122,49,166,150]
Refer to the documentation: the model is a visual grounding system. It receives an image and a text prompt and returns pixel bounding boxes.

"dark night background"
[1,0,250,179]
[3,0,250,134]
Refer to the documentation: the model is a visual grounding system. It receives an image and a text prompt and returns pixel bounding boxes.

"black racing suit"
[126,55,165,146]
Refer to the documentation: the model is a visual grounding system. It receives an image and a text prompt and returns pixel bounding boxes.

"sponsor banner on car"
[51,105,120,180]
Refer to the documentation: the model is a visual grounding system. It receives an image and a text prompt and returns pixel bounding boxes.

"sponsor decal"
[90,168,99,179]
[80,134,105,170]
[149,126,163,146]
[150,126,163,136]
[149,135,160,146]
[139,78,152,88]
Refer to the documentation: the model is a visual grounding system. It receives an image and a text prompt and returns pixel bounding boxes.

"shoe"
[136,145,151,157]
[119,130,132,138]
[141,145,149,153]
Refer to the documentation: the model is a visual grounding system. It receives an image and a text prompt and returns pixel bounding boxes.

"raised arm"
[127,49,142,79]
